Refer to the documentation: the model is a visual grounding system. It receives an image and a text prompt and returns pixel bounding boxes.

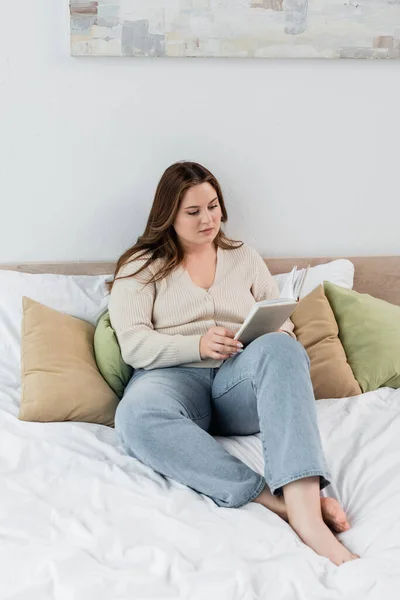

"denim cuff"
[269,470,332,497]
[230,475,267,509]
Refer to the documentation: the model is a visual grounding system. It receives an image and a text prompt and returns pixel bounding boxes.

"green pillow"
[94,310,133,399]
[324,281,400,393]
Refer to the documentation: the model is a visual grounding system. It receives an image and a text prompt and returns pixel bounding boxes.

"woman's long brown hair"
[106,161,243,292]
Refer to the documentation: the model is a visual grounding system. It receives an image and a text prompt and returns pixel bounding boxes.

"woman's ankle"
[288,511,324,533]
[252,487,288,521]
[283,476,324,528]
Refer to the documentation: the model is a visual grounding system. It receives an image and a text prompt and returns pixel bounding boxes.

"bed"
[1,256,400,599]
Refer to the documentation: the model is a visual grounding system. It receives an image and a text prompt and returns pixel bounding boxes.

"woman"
[108,161,359,566]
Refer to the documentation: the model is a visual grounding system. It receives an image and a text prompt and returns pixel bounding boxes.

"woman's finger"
[213,336,242,350]
[214,327,235,339]
[211,352,231,360]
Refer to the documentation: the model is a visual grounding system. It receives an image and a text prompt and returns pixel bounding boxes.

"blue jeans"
[115,333,331,509]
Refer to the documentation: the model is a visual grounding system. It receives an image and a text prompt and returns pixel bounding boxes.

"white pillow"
[273,259,354,299]
[0,270,112,393]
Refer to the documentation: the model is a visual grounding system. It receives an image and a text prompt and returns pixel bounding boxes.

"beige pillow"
[19,296,119,426]
[291,285,362,400]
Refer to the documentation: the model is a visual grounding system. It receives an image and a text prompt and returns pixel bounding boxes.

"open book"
[279,265,310,302]
[233,265,310,345]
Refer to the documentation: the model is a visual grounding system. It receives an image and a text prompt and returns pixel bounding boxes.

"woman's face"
[173,182,222,251]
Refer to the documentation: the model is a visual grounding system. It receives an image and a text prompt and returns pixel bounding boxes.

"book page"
[279,266,297,301]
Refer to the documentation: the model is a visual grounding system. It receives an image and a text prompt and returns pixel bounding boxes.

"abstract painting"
[70,1,400,59]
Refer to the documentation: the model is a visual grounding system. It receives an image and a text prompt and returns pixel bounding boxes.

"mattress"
[1,382,399,600]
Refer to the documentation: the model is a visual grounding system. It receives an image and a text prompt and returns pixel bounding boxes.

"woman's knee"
[248,332,309,367]
[115,384,185,449]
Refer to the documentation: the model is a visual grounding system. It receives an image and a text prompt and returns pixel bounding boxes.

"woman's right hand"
[200,326,243,360]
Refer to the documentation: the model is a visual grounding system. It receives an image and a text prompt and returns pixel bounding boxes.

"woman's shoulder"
[114,252,160,287]
[223,242,263,264]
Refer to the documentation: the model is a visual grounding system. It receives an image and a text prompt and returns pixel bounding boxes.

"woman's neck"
[182,242,217,261]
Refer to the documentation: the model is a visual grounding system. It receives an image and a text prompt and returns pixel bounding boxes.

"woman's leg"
[115,366,266,509]
[211,332,359,564]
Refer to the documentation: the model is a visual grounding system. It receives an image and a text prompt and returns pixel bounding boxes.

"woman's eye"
[188,205,218,216]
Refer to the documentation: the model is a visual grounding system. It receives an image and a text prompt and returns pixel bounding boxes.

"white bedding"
[1,382,400,600]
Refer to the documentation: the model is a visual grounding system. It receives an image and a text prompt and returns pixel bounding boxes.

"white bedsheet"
[1,384,399,600]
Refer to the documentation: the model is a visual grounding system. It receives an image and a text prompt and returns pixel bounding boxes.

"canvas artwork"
[70,1,400,59]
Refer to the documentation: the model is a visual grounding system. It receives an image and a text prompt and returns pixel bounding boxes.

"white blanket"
[1,384,399,600]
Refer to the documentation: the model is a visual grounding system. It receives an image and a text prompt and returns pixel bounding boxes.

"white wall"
[1,0,399,263]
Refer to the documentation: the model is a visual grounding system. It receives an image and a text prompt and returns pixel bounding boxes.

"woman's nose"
[200,208,213,221]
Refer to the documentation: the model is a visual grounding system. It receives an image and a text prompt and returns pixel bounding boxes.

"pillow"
[94,310,133,399]
[291,285,362,400]
[323,281,400,393]
[19,296,119,426]
[274,259,354,299]
[0,269,111,399]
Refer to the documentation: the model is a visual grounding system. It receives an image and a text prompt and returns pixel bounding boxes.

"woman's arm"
[108,261,202,370]
[250,248,296,340]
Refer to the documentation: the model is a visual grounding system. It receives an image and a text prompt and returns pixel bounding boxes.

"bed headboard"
[1,256,400,306]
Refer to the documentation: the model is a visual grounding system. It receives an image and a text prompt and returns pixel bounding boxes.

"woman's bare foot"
[320,497,350,533]
[253,484,360,565]
[282,477,360,566]
[253,487,351,533]
[290,517,360,566]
